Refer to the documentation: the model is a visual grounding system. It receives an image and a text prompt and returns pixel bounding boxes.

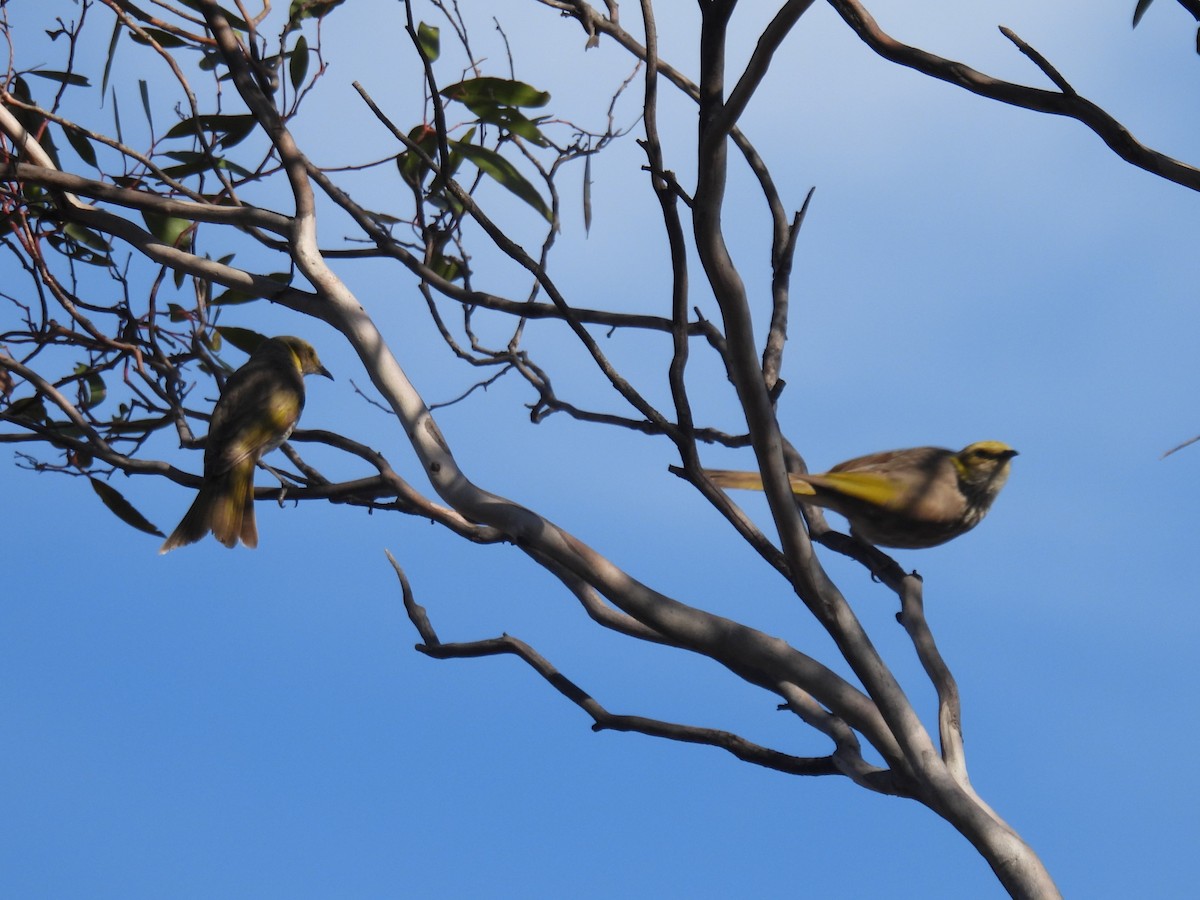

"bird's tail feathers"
[209,466,254,549]
[702,468,817,497]
[238,479,258,549]
[159,488,216,553]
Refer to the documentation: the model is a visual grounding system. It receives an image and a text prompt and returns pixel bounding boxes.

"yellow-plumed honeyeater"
[703,441,1017,549]
[160,336,332,553]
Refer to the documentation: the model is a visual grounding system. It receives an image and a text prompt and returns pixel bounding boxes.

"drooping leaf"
[211,288,255,306]
[453,140,552,222]
[1133,0,1155,27]
[101,17,122,98]
[159,151,254,180]
[288,0,346,28]
[47,233,111,266]
[129,27,190,49]
[212,272,291,306]
[485,106,549,145]
[10,77,60,167]
[396,125,439,188]
[417,22,440,62]
[173,0,250,31]
[139,79,154,131]
[89,477,164,537]
[583,152,592,235]
[6,395,47,423]
[111,88,123,145]
[165,113,257,149]
[141,209,193,248]
[441,77,550,109]
[27,70,90,87]
[62,222,112,253]
[63,127,98,168]
[289,35,310,89]
[216,326,268,354]
[74,363,107,410]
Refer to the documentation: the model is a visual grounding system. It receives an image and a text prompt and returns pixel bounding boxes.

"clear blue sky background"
[3,2,1199,897]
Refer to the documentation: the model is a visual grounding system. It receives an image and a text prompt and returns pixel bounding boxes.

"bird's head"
[953,440,1018,500]
[277,335,333,380]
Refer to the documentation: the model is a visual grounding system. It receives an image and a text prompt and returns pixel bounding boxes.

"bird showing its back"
[703,441,1017,549]
[159,336,332,553]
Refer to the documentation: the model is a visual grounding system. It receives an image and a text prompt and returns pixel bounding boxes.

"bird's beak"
[318,365,333,380]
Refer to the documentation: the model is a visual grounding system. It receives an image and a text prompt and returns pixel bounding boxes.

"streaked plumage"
[704,441,1017,549]
[160,336,331,553]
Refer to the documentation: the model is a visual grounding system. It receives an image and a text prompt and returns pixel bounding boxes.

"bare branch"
[827,0,1200,192]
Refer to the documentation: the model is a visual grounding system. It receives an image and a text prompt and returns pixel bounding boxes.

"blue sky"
[3,2,1199,897]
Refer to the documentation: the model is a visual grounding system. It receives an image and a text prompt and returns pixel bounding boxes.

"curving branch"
[12,2,1177,893]
[827,0,1200,192]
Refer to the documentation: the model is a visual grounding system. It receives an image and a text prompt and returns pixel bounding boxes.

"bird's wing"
[205,362,304,476]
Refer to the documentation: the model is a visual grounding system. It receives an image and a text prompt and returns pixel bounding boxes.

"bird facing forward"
[703,441,1017,549]
[160,336,332,553]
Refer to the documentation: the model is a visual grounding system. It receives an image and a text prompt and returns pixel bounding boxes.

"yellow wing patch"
[799,471,898,507]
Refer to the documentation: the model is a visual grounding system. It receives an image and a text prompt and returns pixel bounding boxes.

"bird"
[703,441,1018,549]
[160,335,332,553]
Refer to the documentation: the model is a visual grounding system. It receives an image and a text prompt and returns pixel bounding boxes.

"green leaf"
[101,18,122,98]
[165,114,257,149]
[288,0,346,26]
[441,77,550,109]
[27,70,90,87]
[63,127,98,168]
[210,288,255,306]
[1132,0,1155,27]
[459,102,548,146]
[396,125,439,188]
[417,22,440,61]
[10,77,61,168]
[216,326,268,354]
[63,222,112,252]
[129,28,190,49]
[583,152,592,235]
[159,152,254,180]
[453,140,552,222]
[139,79,154,131]
[111,88,123,145]
[6,395,47,423]
[173,0,249,31]
[289,35,310,89]
[212,273,290,306]
[74,364,107,410]
[89,477,164,537]
[141,209,193,248]
[47,233,111,266]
